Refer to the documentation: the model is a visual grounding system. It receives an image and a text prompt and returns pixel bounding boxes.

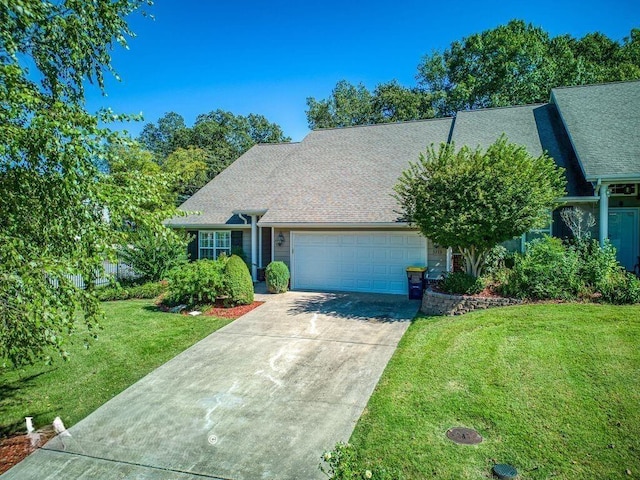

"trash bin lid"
[406,266,427,272]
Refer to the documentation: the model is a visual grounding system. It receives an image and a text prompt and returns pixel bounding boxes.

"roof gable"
[551,80,640,181]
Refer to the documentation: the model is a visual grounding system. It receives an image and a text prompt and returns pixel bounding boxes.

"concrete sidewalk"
[3,291,418,479]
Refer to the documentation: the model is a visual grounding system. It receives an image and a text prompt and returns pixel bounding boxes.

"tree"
[138,109,290,182]
[138,112,187,160]
[394,137,566,277]
[164,147,209,202]
[417,21,640,116]
[306,80,379,129]
[0,0,180,366]
[373,81,435,123]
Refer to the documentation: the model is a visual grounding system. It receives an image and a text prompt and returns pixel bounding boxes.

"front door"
[608,208,639,272]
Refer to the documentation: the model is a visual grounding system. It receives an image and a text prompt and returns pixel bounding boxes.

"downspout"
[238,213,249,225]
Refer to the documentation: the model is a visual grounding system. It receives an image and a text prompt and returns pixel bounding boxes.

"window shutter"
[231,231,243,250]
[187,230,199,261]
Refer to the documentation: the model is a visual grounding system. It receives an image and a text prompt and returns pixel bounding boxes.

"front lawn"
[349,303,640,479]
[0,300,232,436]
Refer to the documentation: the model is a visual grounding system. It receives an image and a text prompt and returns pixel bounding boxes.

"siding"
[427,238,448,277]
[273,229,291,267]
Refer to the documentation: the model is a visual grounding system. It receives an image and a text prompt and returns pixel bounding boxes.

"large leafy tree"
[0,0,180,366]
[417,20,640,116]
[138,109,290,184]
[306,79,435,129]
[394,137,566,277]
[307,23,640,126]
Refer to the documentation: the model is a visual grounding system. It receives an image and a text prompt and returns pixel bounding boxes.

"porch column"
[599,184,610,247]
[258,223,263,269]
[250,215,258,281]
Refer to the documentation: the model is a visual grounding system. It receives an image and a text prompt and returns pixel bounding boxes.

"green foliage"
[440,272,485,295]
[166,259,226,306]
[117,227,189,283]
[599,270,640,305]
[320,442,404,480]
[138,110,291,185]
[394,136,566,277]
[417,20,640,116]
[223,255,254,307]
[483,244,509,277]
[265,261,290,294]
[0,0,179,366]
[501,236,580,300]
[574,239,620,292]
[306,79,434,129]
[163,147,209,202]
[96,281,168,302]
[499,237,640,304]
[307,23,639,126]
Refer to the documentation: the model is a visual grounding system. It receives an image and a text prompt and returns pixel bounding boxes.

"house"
[167,80,640,294]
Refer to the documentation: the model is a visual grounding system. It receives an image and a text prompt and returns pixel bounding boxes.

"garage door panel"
[292,232,427,294]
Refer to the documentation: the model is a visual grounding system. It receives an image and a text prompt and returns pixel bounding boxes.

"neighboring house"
[167,80,640,295]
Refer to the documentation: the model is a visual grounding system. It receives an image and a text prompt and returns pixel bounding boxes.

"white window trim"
[199,230,232,259]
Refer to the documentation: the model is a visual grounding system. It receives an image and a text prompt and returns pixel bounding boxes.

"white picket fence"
[66,261,138,289]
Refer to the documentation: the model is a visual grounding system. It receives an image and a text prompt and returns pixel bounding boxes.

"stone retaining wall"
[421,289,522,316]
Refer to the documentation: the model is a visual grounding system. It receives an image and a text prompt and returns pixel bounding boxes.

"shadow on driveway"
[287,291,420,323]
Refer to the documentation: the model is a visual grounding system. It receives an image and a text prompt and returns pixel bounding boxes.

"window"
[199,231,231,259]
[609,184,637,196]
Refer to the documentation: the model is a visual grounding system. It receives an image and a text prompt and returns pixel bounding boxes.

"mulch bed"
[156,300,265,319]
[204,301,264,318]
[0,427,56,474]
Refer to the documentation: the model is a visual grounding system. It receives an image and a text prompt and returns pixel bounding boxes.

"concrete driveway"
[3,291,419,479]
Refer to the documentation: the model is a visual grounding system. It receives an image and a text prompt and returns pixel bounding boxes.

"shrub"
[320,442,404,480]
[501,236,580,300]
[223,255,254,306]
[600,270,640,305]
[574,239,620,294]
[483,244,509,277]
[96,281,167,301]
[165,259,225,306]
[265,261,290,294]
[118,227,189,282]
[440,271,485,295]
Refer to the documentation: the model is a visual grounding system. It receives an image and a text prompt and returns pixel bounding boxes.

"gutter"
[257,221,414,229]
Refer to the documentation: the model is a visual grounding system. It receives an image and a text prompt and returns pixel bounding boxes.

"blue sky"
[87,0,640,142]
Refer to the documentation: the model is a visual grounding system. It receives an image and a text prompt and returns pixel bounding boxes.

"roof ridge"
[255,141,301,146]
[551,79,640,92]
[312,116,453,133]
[456,103,548,114]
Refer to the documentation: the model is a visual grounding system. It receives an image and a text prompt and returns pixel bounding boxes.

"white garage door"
[291,231,427,294]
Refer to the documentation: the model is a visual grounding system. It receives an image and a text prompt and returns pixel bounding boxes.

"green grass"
[350,303,640,480]
[0,300,231,436]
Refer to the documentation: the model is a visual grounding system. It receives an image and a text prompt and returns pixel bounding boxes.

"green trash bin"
[406,266,427,300]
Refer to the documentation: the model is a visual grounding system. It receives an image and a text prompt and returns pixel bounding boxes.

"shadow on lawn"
[287,291,419,323]
[0,370,57,437]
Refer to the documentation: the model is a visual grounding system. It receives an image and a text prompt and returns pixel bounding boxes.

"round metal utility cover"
[445,427,483,444]
[492,463,518,479]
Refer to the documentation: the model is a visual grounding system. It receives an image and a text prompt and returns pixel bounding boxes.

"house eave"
[167,223,252,230]
[257,221,414,229]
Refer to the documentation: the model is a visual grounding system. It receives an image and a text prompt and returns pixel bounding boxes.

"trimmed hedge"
[223,254,254,306]
[265,261,290,294]
[165,258,226,306]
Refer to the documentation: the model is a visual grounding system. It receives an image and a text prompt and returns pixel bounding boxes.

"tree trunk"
[459,246,486,278]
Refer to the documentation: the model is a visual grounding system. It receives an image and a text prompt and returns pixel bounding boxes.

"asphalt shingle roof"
[551,80,640,181]
[171,81,640,228]
[451,104,593,197]
[171,119,453,226]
